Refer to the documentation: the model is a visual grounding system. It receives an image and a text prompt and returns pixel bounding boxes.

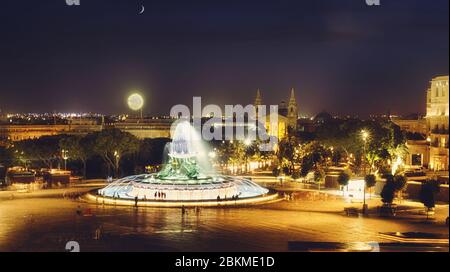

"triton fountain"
[87,121,276,207]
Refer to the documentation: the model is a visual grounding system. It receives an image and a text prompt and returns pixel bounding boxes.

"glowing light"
[208,151,216,158]
[361,129,369,142]
[244,138,251,146]
[391,156,403,175]
[127,93,144,111]
[84,191,279,208]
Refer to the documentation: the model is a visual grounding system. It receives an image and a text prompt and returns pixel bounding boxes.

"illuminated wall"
[426,75,449,171]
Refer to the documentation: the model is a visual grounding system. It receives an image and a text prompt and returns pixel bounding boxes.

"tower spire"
[289,88,296,103]
[254,88,262,106]
[287,88,298,130]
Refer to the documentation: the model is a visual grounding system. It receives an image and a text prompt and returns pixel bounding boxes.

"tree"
[314,168,325,183]
[315,118,407,175]
[90,129,140,178]
[137,137,170,167]
[217,140,246,173]
[300,156,314,177]
[380,174,407,205]
[337,171,350,194]
[419,179,441,220]
[393,174,408,202]
[0,146,14,168]
[364,174,377,188]
[15,136,62,169]
[291,170,301,180]
[364,174,377,199]
[380,182,396,205]
[272,167,280,177]
[59,135,92,178]
[393,175,407,190]
[277,136,298,174]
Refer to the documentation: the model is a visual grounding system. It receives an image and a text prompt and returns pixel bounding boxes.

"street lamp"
[114,150,120,178]
[243,138,252,173]
[61,149,69,170]
[360,129,370,215]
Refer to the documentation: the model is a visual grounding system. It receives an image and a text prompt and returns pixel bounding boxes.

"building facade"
[426,75,449,171]
[400,76,449,171]
[112,117,173,139]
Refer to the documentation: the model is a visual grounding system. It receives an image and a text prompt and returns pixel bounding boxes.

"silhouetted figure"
[76,205,82,216]
[135,196,138,207]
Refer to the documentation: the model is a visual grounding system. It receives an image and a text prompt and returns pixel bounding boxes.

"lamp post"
[61,149,69,170]
[244,139,251,173]
[114,150,120,178]
[361,129,369,215]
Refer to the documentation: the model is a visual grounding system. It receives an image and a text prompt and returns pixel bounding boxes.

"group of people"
[154,191,167,199]
[216,194,240,202]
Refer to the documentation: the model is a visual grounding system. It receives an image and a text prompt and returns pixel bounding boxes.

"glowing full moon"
[127,93,144,111]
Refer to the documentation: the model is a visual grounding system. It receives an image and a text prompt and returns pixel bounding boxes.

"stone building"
[398,76,449,171]
[426,75,449,170]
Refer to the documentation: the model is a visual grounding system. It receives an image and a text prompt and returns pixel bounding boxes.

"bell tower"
[287,88,298,130]
[254,89,263,117]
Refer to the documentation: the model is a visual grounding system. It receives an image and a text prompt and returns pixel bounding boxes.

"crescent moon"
[139,5,145,15]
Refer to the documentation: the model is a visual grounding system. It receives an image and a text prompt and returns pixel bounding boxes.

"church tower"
[254,89,262,117]
[287,88,298,130]
[254,89,262,107]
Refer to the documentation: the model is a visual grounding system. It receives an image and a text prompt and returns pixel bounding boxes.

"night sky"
[0,0,448,117]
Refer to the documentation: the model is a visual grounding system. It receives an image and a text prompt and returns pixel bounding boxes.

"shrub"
[272,167,281,177]
[291,171,301,180]
[337,171,350,187]
[380,182,396,204]
[393,175,408,191]
[314,168,325,182]
[364,174,377,188]
[419,179,441,210]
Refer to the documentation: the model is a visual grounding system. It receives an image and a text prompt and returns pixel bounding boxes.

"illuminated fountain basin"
[92,121,274,207]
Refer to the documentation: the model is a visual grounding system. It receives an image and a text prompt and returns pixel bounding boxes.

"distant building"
[0,119,103,142]
[252,89,289,140]
[392,115,427,135]
[112,117,173,139]
[277,88,299,131]
[400,76,449,171]
[426,75,449,171]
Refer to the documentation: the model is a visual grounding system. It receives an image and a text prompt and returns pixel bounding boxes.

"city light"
[361,129,369,142]
[244,138,252,146]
